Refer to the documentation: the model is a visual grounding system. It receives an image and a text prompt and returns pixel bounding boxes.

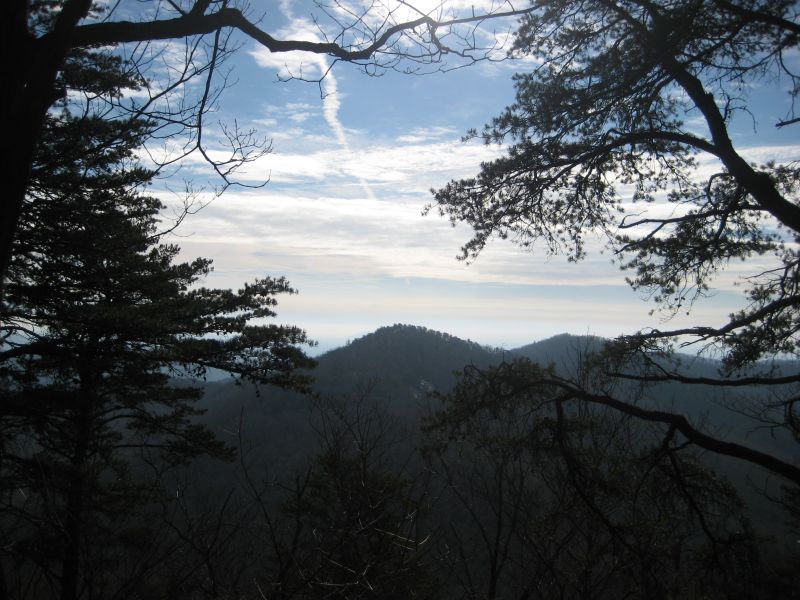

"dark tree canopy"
[429,0,800,479]
[423,359,765,599]
[432,0,799,356]
[271,395,436,599]
[0,39,314,599]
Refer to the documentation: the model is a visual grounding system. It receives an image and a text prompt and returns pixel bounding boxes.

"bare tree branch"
[547,376,800,485]
[66,5,534,62]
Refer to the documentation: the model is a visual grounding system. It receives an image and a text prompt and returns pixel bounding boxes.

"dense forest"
[3,0,800,598]
[206,325,798,597]
[4,323,798,598]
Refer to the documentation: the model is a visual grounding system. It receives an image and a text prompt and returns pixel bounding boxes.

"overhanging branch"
[623,294,800,345]
[548,377,800,485]
[66,6,535,62]
[609,371,800,387]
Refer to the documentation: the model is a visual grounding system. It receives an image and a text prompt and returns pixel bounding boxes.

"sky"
[135,0,800,354]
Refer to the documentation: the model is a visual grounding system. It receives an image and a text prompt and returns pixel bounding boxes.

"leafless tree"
[423,359,765,599]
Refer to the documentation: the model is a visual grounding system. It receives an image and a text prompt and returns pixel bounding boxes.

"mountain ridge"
[195,323,796,542]
[200,323,796,457]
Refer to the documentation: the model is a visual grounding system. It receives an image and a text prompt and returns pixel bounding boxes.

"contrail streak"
[313,56,379,202]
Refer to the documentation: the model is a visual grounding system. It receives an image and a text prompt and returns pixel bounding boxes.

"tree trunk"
[59,379,94,600]
[0,0,93,302]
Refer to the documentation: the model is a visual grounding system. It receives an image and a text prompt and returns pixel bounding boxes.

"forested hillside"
[182,324,799,599]
[205,324,795,460]
[4,2,799,597]
[5,314,798,598]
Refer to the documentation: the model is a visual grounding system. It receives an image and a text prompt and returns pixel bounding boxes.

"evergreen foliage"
[428,0,800,492]
[430,0,800,370]
[0,38,313,600]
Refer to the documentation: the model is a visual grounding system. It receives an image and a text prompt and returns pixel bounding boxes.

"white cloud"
[181,131,500,187]
[166,182,747,351]
[396,126,458,143]
[285,102,317,110]
[249,47,325,80]
[158,184,647,291]
[289,111,315,123]
[739,144,800,164]
[152,3,799,349]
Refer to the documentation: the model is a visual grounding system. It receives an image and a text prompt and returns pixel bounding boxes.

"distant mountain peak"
[342,323,492,353]
[510,333,608,368]
[311,324,500,396]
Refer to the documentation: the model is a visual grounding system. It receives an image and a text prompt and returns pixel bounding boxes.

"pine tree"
[429,0,800,485]
[0,40,314,600]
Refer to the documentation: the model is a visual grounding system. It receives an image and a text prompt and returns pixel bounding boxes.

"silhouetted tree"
[424,359,765,599]
[430,0,800,483]
[250,391,438,599]
[0,40,313,598]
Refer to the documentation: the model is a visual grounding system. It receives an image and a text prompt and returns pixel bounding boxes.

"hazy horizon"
[154,0,799,354]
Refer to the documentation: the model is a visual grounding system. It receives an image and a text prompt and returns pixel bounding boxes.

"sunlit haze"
[152,0,800,353]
